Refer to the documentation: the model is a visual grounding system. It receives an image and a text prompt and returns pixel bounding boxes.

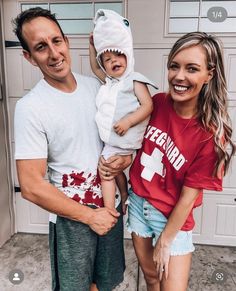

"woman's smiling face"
[168,45,213,110]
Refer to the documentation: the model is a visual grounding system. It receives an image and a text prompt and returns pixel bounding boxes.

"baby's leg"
[116,172,128,214]
[102,178,116,209]
[100,143,131,210]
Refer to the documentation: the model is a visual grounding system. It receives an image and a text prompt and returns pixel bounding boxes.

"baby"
[89,9,158,212]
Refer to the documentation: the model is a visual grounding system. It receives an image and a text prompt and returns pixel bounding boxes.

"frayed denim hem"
[126,222,153,238]
[170,246,195,256]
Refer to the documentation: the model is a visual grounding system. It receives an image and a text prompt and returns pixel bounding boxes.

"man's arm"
[16,159,119,235]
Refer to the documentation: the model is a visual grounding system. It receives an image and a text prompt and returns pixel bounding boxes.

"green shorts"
[49,204,125,291]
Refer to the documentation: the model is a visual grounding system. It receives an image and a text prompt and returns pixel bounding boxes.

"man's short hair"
[12,7,65,52]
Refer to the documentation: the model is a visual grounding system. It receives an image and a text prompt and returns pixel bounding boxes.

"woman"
[126,32,236,291]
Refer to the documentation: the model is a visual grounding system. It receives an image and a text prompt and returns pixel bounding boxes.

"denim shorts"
[49,203,125,291]
[126,189,195,256]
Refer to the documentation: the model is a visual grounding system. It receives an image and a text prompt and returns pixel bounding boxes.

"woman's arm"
[153,186,199,280]
[89,34,106,82]
[113,81,153,136]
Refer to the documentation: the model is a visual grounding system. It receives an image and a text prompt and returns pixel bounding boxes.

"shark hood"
[93,9,134,80]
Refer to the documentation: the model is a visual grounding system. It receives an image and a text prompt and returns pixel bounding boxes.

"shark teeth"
[102,48,124,54]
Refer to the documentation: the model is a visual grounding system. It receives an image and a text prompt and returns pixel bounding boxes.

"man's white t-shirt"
[14,73,103,222]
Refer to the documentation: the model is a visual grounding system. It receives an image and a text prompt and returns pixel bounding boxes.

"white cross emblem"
[140,148,164,181]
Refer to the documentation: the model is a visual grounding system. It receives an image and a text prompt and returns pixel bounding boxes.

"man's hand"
[99,155,132,180]
[88,207,120,235]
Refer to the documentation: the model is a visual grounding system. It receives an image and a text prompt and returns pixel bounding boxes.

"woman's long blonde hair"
[167,32,235,175]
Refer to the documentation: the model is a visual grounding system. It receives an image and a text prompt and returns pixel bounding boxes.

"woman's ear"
[206,68,214,83]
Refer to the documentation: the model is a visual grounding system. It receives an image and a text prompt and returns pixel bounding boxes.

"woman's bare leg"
[161,253,192,291]
[132,233,160,291]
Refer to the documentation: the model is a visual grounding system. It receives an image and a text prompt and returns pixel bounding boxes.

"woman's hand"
[99,155,132,180]
[153,233,171,281]
[152,186,200,281]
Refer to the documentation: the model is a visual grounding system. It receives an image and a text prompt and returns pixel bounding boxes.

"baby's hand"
[113,118,131,136]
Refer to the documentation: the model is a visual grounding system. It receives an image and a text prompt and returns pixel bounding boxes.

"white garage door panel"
[70,48,92,76]
[193,192,236,246]
[134,49,170,92]
[11,143,18,187]
[216,205,236,236]
[6,49,24,97]
[192,206,203,235]
[16,194,49,233]
[22,57,43,91]
[228,104,236,141]
[223,155,236,188]
[226,51,236,95]
[6,49,43,96]
[8,97,18,140]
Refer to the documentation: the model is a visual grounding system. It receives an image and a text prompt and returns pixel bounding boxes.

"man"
[13,7,130,291]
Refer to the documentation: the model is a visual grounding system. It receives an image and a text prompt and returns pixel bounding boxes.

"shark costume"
[93,9,158,158]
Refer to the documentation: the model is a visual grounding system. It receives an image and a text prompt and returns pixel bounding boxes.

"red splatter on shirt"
[61,171,103,208]
[72,194,81,203]
[91,170,101,186]
[82,190,104,207]
[70,171,86,186]
[62,174,68,187]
